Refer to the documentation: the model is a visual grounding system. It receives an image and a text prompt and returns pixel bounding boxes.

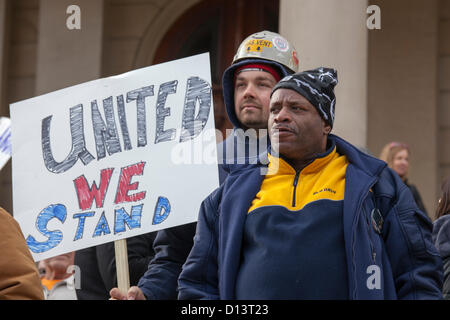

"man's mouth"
[271,126,295,137]
[241,104,260,111]
[273,125,293,132]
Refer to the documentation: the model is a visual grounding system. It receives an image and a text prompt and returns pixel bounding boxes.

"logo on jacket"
[312,188,336,196]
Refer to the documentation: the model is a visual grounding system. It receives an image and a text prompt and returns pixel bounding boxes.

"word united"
[42,77,211,174]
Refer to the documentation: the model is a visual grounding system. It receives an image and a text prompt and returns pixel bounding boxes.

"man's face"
[234,70,277,130]
[269,88,331,162]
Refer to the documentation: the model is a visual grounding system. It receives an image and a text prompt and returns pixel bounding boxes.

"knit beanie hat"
[234,63,282,83]
[271,67,338,128]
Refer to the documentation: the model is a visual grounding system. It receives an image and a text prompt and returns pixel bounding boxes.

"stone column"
[35,0,104,94]
[279,0,369,148]
[367,0,439,215]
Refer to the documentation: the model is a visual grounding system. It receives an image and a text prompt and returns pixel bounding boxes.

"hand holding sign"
[109,286,146,300]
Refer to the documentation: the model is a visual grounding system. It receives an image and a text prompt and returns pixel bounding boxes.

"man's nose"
[243,83,256,99]
[274,106,291,122]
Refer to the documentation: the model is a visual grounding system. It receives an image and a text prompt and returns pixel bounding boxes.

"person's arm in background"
[442,256,450,299]
[0,208,44,300]
[407,183,429,218]
[137,223,197,300]
[178,193,220,300]
[432,215,450,300]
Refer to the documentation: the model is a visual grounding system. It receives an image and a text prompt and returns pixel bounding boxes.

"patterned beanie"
[270,67,338,128]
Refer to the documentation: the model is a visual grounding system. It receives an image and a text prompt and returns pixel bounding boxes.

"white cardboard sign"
[0,117,11,170]
[10,53,219,261]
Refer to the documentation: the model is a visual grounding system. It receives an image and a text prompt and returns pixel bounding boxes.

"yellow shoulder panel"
[248,150,348,213]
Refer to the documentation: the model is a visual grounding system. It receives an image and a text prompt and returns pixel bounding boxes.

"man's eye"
[292,105,305,111]
[260,82,274,88]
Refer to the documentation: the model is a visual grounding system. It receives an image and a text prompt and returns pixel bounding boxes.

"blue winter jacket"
[178,134,443,299]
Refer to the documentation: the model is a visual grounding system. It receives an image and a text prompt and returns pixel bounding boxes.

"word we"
[26,161,171,253]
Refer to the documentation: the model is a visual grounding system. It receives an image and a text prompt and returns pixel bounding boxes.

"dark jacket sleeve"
[443,257,450,300]
[137,223,196,300]
[432,215,450,300]
[178,191,221,299]
[96,232,157,291]
[380,173,443,299]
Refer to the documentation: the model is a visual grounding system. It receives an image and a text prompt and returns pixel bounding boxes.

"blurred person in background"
[38,252,77,300]
[432,176,450,299]
[379,141,428,217]
[0,208,44,300]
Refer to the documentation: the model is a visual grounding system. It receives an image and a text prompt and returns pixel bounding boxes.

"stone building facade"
[0,0,448,217]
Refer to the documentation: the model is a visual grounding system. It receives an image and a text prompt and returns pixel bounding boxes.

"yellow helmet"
[232,30,299,73]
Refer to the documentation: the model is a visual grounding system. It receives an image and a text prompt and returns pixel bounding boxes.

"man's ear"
[323,121,332,135]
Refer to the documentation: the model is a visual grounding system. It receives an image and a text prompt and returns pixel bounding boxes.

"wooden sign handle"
[114,239,130,294]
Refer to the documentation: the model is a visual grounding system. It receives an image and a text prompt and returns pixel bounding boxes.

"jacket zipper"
[351,179,377,299]
[363,205,376,264]
[292,171,300,207]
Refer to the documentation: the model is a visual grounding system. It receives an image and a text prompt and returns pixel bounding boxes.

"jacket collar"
[229,134,387,179]
[331,134,386,178]
[267,139,337,175]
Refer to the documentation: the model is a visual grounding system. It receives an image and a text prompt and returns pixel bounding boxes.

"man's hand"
[109,286,146,300]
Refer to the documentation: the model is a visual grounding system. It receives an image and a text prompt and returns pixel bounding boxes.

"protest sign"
[0,117,11,170]
[11,53,219,261]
